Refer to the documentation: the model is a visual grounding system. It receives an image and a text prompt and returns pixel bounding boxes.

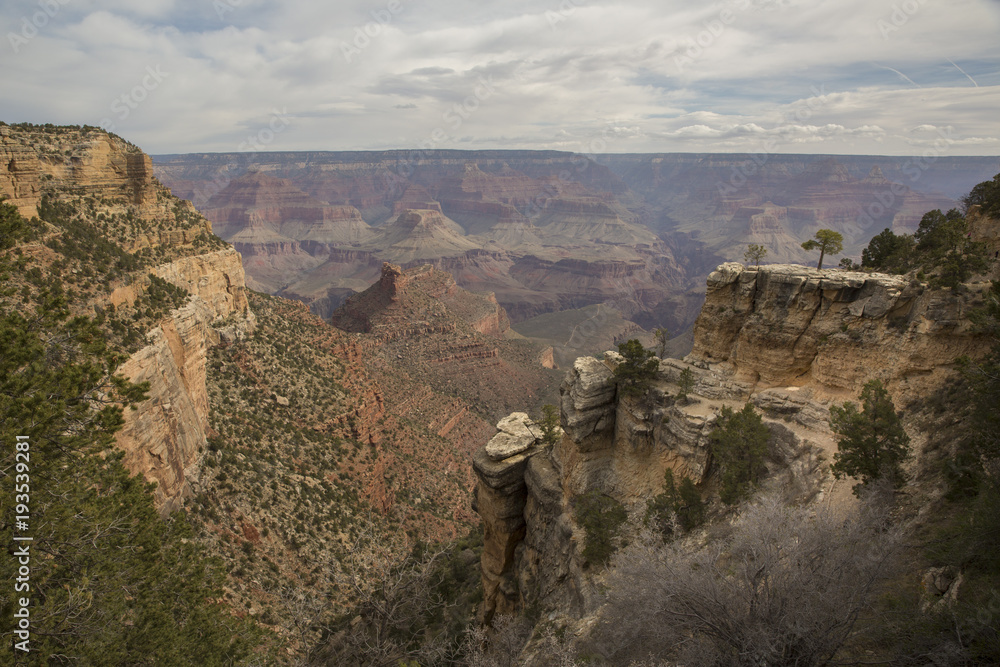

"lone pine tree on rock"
[802,229,844,269]
[744,243,767,267]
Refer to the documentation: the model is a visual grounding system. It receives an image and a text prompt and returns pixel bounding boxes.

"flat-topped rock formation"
[689,262,991,401]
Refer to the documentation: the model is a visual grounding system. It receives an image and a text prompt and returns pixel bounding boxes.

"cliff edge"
[473,260,995,624]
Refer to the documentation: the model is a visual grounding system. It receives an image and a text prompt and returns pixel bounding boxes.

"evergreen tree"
[0,199,34,249]
[538,403,560,445]
[915,209,967,256]
[676,367,695,401]
[710,403,770,505]
[575,490,628,566]
[829,379,911,495]
[744,243,767,267]
[801,229,844,269]
[613,339,659,397]
[653,327,670,357]
[861,227,914,272]
[962,172,1000,217]
[646,468,705,537]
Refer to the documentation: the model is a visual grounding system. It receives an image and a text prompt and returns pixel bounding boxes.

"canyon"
[153,151,998,345]
[5,122,999,663]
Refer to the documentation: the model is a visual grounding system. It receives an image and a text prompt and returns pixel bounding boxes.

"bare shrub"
[311,520,458,666]
[588,491,901,666]
[462,615,532,667]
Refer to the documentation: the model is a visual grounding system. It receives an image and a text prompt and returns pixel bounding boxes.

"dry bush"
[587,490,901,666]
[461,615,532,667]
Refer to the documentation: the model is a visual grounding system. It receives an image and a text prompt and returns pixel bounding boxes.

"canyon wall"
[114,249,255,513]
[689,263,991,402]
[2,125,255,514]
[473,259,994,623]
[1,125,160,219]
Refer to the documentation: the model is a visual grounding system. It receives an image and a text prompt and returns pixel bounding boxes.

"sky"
[1,0,999,156]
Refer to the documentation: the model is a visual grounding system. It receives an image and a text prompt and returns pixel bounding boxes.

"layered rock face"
[1,125,160,219]
[331,262,509,340]
[474,356,753,621]
[689,263,991,401]
[472,258,997,625]
[115,248,256,513]
[1,126,256,513]
[332,262,555,422]
[152,151,689,332]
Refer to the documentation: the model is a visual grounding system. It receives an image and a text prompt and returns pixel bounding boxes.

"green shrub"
[710,403,770,505]
[646,468,704,537]
[575,490,628,566]
[613,339,658,397]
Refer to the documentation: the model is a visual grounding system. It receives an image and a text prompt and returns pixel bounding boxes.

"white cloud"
[0,0,997,155]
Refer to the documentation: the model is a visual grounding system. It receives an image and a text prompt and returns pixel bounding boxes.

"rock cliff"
[114,248,256,513]
[689,263,991,402]
[1,124,160,220]
[472,259,995,624]
[1,124,256,514]
[473,357,757,622]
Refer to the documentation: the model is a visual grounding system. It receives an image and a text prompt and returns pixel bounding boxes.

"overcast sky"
[2,0,999,156]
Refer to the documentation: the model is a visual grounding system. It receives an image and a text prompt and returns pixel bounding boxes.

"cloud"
[1,0,997,155]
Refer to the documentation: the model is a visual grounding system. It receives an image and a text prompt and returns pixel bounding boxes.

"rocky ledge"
[690,262,991,401]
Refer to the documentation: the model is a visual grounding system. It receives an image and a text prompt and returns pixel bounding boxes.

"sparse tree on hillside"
[0,199,32,249]
[653,327,670,357]
[709,402,770,505]
[317,526,458,666]
[802,229,844,269]
[676,367,695,401]
[575,489,629,566]
[744,243,767,267]
[829,379,911,495]
[613,339,659,397]
[538,403,560,445]
[962,172,1000,217]
[646,468,704,537]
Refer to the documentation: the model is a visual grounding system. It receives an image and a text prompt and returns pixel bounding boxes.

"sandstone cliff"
[114,248,255,513]
[473,260,995,625]
[1,124,255,514]
[2,124,161,222]
[689,263,991,402]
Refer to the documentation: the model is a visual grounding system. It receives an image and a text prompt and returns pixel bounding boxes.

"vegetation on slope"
[188,290,492,661]
[860,181,993,287]
[0,201,269,664]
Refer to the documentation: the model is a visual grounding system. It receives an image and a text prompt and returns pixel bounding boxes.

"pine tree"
[744,243,767,267]
[710,403,770,504]
[801,229,844,269]
[538,403,560,445]
[613,339,659,397]
[829,379,911,495]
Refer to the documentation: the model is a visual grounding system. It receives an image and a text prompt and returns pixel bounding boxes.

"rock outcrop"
[331,262,509,340]
[1,125,160,219]
[474,356,751,622]
[472,258,999,626]
[689,262,991,401]
[115,248,256,513]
